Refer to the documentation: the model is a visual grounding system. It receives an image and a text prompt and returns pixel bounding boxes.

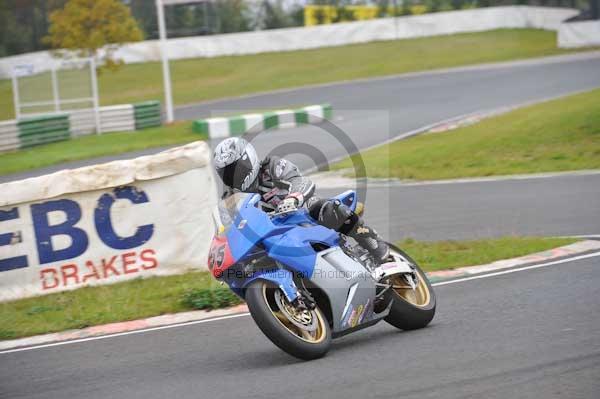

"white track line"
[2,251,599,356]
[0,313,250,355]
[432,251,600,287]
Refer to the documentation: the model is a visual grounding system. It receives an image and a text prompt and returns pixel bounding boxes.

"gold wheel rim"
[390,252,431,308]
[262,284,327,344]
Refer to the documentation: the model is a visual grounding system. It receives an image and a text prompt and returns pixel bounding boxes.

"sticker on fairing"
[349,304,365,328]
[341,305,354,327]
[358,299,372,324]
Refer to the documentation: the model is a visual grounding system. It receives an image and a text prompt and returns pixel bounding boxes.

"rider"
[213,137,390,264]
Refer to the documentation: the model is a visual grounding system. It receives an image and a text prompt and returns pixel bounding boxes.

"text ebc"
[0,186,154,272]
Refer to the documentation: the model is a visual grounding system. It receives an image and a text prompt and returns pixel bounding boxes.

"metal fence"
[11,58,101,134]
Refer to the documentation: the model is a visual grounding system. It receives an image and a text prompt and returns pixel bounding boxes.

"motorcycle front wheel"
[245,280,332,360]
[384,245,436,330]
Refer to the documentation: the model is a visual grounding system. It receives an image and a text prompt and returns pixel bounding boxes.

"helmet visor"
[216,155,256,191]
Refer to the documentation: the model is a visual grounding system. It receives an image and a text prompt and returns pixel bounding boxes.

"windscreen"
[216,192,252,233]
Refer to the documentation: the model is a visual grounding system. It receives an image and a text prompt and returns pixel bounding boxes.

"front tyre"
[384,245,436,330]
[245,280,332,360]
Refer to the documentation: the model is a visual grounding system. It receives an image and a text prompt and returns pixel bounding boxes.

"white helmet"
[213,137,260,191]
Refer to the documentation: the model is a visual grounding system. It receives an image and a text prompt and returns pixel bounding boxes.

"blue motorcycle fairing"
[333,190,358,212]
[224,195,339,272]
[220,192,351,303]
[225,194,292,261]
[264,222,339,279]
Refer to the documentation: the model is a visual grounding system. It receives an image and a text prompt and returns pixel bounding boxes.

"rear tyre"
[245,280,332,360]
[384,245,436,330]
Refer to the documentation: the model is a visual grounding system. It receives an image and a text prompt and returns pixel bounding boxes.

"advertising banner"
[0,141,217,301]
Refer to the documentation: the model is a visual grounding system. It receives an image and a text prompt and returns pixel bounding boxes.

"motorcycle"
[208,190,436,360]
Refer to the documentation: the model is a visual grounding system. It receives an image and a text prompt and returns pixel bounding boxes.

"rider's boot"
[347,221,391,265]
[307,197,391,264]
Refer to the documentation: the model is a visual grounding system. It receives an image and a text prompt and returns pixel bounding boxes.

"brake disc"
[274,290,318,332]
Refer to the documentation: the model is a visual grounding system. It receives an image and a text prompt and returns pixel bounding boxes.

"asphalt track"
[2,53,600,398]
[319,172,600,241]
[2,254,599,398]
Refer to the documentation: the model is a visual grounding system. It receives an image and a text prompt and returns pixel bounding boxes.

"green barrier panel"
[20,132,70,148]
[263,112,279,130]
[17,115,70,149]
[229,116,246,136]
[135,120,162,130]
[133,101,162,130]
[192,119,209,134]
[134,106,160,115]
[323,103,333,120]
[294,110,309,125]
[191,104,333,139]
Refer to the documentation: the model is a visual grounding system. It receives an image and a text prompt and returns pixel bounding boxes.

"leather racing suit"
[222,156,390,263]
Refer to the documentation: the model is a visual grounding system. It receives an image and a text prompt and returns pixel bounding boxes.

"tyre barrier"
[100,104,136,133]
[18,115,70,148]
[0,115,71,152]
[192,104,333,139]
[69,109,97,137]
[0,141,217,301]
[134,101,162,130]
[0,101,162,153]
[0,120,20,153]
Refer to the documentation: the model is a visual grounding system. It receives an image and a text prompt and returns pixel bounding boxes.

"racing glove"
[276,197,299,214]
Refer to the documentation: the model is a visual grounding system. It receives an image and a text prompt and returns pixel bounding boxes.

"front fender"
[242,269,299,302]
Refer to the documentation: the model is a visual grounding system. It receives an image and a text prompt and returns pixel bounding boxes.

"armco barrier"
[0,141,217,301]
[18,115,70,148]
[134,101,162,130]
[193,104,332,138]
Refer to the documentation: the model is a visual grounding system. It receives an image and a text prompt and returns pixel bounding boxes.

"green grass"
[0,236,577,340]
[399,236,577,272]
[0,122,206,176]
[334,88,600,180]
[1,29,595,121]
[0,271,225,340]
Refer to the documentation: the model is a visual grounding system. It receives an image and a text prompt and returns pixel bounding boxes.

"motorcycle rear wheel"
[384,245,436,330]
[245,280,332,360]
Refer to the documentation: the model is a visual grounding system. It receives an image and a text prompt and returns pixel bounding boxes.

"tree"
[215,0,251,33]
[260,0,293,30]
[402,0,413,15]
[0,3,31,57]
[129,0,157,39]
[44,0,143,71]
[289,4,305,26]
[0,0,67,56]
[376,0,391,18]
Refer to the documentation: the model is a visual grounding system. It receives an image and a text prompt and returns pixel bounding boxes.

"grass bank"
[0,122,206,177]
[0,29,594,121]
[398,236,576,272]
[0,236,576,340]
[334,88,600,180]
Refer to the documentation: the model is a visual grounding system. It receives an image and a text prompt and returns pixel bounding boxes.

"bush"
[182,287,243,310]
